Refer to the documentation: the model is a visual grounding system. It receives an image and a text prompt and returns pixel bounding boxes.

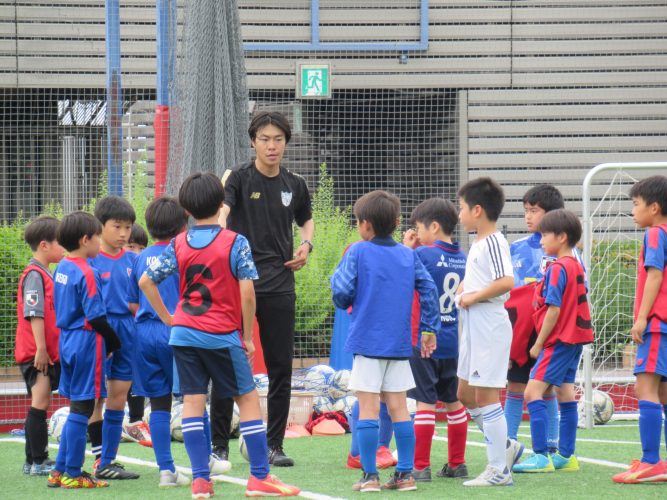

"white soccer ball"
[239,434,250,462]
[313,395,334,414]
[332,395,357,416]
[328,369,352,399]
[49,406,70,442]
[230,403,241,438]
[254,373,269,391]
[577,390,615,426]
[170,403,184,442]
[304,365,333,394]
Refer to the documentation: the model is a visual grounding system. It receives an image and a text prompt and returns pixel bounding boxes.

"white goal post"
[581,162,667,429]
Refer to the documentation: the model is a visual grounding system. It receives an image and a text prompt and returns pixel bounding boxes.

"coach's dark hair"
[629,175,667,215]
[248,111,292,144]
[354,190,400,238]
[145,197,187,240]
[57,211,103,252]
[178,172,224,220]
[522,184,565,213]
[94,195,136,225]
[457,177,505,222]
[410,198,458,236]
[128,223,148,248]
[538,209,582,247]
[24,216,60,251]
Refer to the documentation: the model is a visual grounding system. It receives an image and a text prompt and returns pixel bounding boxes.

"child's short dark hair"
[522,184,565,212]
[24,216,60,251]
[410,198,458,236]
[94,195,136,225]
[457,177,505,222]
[145,197,187,240]
[538,209,582,247]
[57,211,103,252]
[248,111,292,144]
[178,172,224,220]
[629,175,667,215]
[354,190,400,238]
[129,223,149,248]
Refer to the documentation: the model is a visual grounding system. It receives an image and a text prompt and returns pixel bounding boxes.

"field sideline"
[1,421,664,499]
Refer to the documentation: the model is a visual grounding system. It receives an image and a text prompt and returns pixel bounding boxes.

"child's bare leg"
[458,379,483,431]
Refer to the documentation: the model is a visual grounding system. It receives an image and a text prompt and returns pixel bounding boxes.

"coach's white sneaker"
[463,465,513,487]
[159,469,191,487]
[506,438,525,469]
[209,453,232,475]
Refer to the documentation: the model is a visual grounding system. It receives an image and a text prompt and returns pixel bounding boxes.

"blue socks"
[54,418,68,473]
[240,420,270,480]
[150,410,174,473]
[527,399,548,455]
[393,421,415,473]
[504,391,523,440]
[378,402,393,448]
[350,400,360,456]
[182,416,209,480]
[100,408,124,468]
[639,400,662,464]
[545,393,560,453]
[64,412,89,477]
[357,419,379,474]
[558,401,577,458]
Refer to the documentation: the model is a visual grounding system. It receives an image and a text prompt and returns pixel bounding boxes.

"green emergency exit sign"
[297,63,331,99]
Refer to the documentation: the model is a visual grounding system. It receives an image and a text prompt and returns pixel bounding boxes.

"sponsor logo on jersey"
[250,192,261,200]
[55,273,68,285]
[281,191,292,207]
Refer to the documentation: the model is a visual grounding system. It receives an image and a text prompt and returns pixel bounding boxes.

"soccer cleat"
[209,453,232,475]
[122,420,153,448]
[60,471,109,489]
[346,453,362,469]
[612,460,667,484]
[159,469,191,487]
[30,460,55,476]
[376,446,397,468]
[437,463,469,479]
[412,467,432,482]
[95,461,140,480]
[463,465,513,487]
[352,472,381,492]
[47,469,63,488]
[268,446,295,467]
[382,471,417,491]
[512,453,555,473]
[505,438,525,469]
[191,477,214,499]
[245,474,301,497]
[23,462,32,475]
[552,453,580,472]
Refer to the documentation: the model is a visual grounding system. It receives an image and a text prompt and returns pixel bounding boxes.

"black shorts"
[19,361,61,396]
[507,358,536,384]
[407,349,459,404]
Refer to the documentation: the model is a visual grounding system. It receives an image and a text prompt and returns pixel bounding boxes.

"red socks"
[413,410,435,470]
[447,407,468,467]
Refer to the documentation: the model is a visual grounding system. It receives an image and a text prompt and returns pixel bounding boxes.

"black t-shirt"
[224,161,312,296]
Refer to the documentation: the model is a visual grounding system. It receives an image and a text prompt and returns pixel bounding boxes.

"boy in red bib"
[513,210,592,473]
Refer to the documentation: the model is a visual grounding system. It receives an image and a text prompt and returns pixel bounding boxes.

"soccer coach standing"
[219,111,314,466]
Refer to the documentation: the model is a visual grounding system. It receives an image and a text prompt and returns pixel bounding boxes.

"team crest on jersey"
[127,267,132,277]
[281,191,292,207]
[25,291,39,307]
[101,271,111,280]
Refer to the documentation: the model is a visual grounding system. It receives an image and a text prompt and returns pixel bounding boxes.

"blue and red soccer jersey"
[53,256,107,400]
[89,249,136,316]
[413,241,466,359]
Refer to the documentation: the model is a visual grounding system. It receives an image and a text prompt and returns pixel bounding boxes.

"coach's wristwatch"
[300,240,314,253]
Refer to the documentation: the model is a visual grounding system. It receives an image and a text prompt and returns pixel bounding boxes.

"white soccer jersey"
[463,231,513,303]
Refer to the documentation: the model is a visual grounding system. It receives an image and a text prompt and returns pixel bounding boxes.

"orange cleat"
[346,453,362,469]
[245,474,300,497]
[376,446,397,469]
[47,469,63,488]
[191,477,214,499]
[612,460,667,484]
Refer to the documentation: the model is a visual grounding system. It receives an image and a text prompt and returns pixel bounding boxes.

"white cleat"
[209,454,232,475]
[463,465,513,487]
[506,438,525,469]
[159,469,191,487]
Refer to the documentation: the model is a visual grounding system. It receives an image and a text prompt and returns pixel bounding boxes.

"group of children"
[14,171,667,496]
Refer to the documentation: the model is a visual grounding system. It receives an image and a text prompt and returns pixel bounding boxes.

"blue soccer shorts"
[531,341,583,387]
[173,344,254,398]
[408,347,459,404]
[634,331,667,378]
[58,328,107,401]
[132,319,173,397]
[107,314,135,381]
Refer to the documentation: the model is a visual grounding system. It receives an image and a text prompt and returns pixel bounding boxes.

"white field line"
[0,437,346,500]
[436,425,641,445]
[431,435,630,470]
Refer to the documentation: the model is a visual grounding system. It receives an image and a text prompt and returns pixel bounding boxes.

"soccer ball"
[49,406,70,442]
[406,398,417,416]
[313,395,334,414]
[305,365,335,394]
[230,403,241,438]
[142,402,152,425]
[328,369,352,399]
[170,403,184,442]
[239,434,250,462]
[332,395,357,416]
[592,390,614,424]
[254,373,269,391]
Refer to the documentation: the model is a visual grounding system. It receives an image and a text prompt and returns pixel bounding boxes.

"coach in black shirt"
[219,111,314,466]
